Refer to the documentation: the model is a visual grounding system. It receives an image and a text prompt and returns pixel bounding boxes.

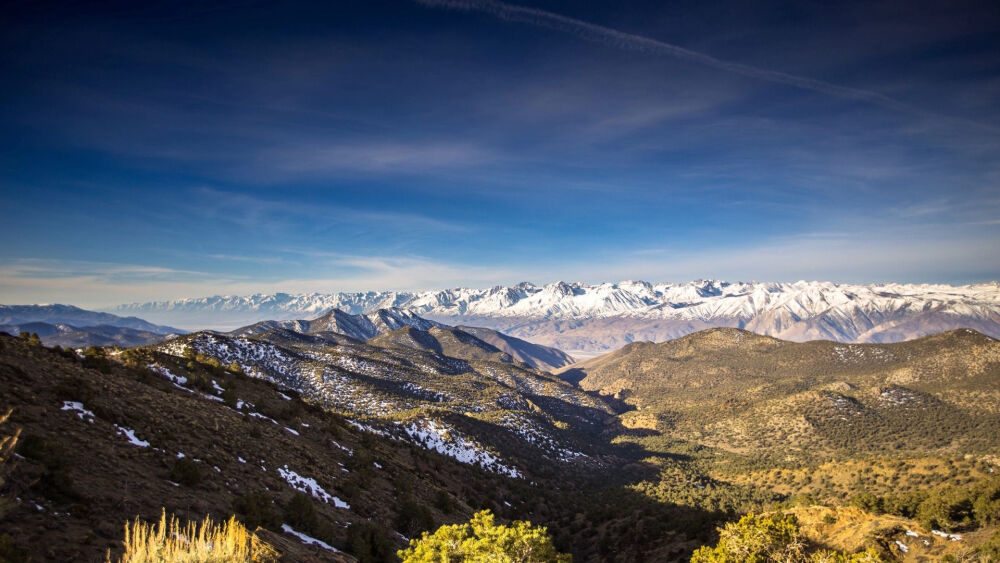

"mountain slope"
[230,308,575,371]
[154,327,615,472]
[454,325,575,371]
[109,280,1000,353]
[558,328,1000,464]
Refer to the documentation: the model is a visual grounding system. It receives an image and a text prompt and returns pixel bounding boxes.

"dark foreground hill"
[0,333,709,562]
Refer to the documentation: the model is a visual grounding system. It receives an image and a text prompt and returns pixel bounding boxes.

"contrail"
[416,0,994,132]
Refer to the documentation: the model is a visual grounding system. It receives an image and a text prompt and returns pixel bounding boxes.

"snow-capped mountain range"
[110,280,1000,356]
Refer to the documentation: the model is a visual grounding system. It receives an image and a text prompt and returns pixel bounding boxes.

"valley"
[1,307,999,561]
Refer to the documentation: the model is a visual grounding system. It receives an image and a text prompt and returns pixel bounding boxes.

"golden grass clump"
[0,408,21,519]
[109,509,278,562]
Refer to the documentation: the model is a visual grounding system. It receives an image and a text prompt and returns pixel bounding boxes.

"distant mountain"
[1,304,180,334]
[0,304,183,348]
[229,308,575,370]
[108,280,1000,354]
[0,322,175,348]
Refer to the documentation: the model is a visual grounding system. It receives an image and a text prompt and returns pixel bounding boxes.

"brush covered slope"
[0,333,723,562]
[559,328,1000,465]
[154,321,612,474]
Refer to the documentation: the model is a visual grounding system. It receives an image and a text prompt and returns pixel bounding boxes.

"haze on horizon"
[2,0,999,309]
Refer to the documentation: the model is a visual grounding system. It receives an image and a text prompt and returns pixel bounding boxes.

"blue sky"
[2,0,999,307]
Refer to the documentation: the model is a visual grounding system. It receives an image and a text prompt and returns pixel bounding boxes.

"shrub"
[394,496,435,538]
[82,346,112,373]
[0,533,29,563]
[108,509,277,562]
[16,434,82,504]
[283,493,319,536]
[347,522,395,563]
[168,457,201,487]
[18,332,41,346]
[233,493,280,531]
[223,386,239,408]
[433,490,455,514]
[53,375,94,403]
[398,509,570,563]
[690,512,884,563]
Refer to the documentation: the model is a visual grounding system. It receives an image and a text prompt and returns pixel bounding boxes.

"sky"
[2,0,999,308]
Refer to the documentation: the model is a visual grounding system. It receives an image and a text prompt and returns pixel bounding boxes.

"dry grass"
[108,509,278,563]
[0,408,21,519]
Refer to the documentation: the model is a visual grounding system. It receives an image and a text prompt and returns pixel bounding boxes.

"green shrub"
[283,493,319,536]
[233,493,280,531]
[53,375,94,404]
[0,533,29,563]
[394,496,434,538]
[16,434,82,504]
[82,346,111,373]
[168,457,201,487]
[347,522,395,563]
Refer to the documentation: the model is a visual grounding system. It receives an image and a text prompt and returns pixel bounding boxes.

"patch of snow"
[281,524,339,553]
[61,401,94,423]
[894,540,909,553]
[279,392,293,400]
[114,425,150,447]
[277,465,350,509]
[150,364,187,385]
[398,419,521,478]
[249,412,278,425]
[285,427,300,436]
[331,441,353,455]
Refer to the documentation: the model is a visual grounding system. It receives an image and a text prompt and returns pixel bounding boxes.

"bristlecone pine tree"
[398,509,571,562]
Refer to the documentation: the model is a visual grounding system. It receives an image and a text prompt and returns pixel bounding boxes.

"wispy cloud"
[190,187,471,234]
[0,255,517,310]
[261,142,496,175]
[416,0,996,133]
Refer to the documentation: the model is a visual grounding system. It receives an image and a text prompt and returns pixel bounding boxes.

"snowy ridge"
[112,280,1000,349]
